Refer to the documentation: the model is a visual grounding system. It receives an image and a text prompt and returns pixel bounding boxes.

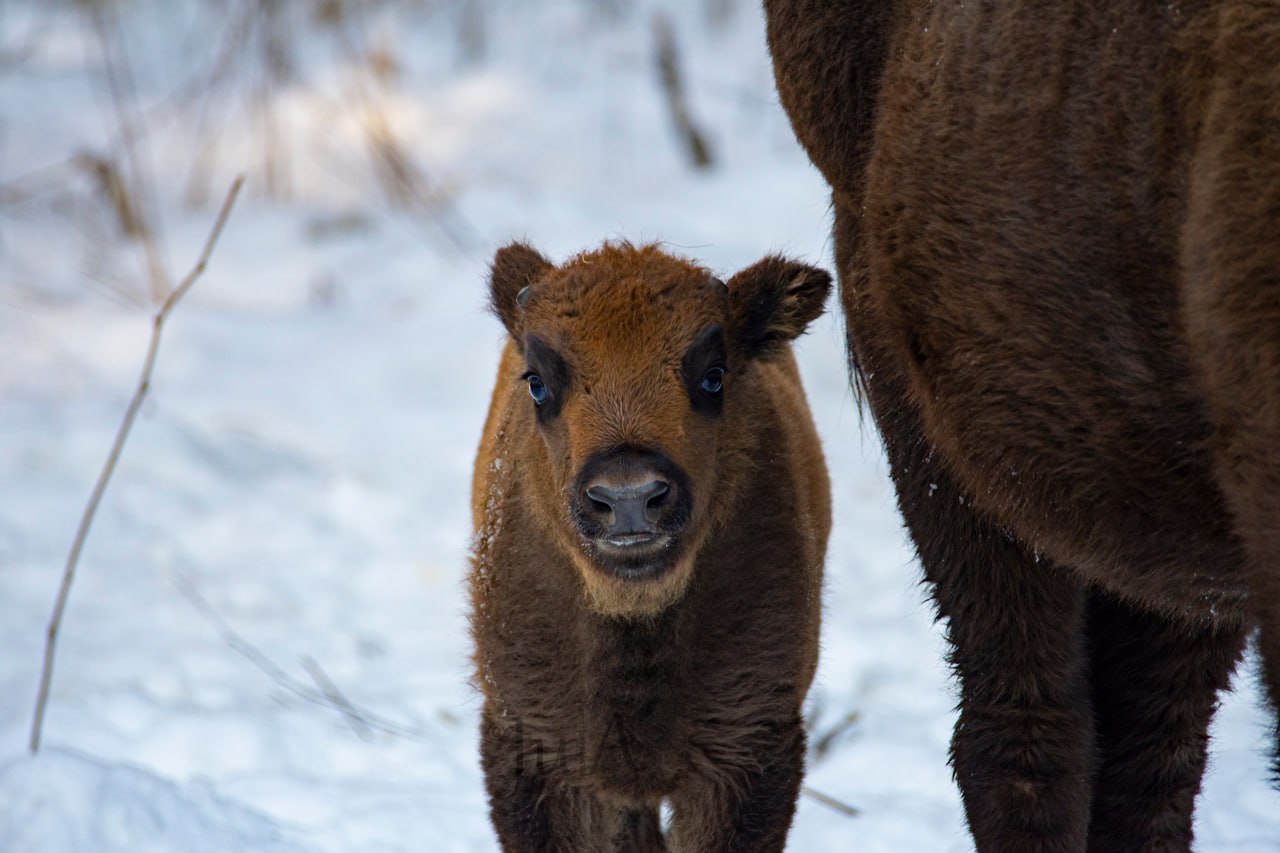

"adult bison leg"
[902,447,1093,851]
[1084,592,1245,851]
[1181,3,1280,777]
[838,193,1093,848]
[867,390,1092,846]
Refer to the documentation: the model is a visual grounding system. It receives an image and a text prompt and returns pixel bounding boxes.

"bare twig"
[653,13,714,170]
[456,0,487,66]
[812,708,862,760]
[302,655,374,742]
[28,176,244,755]
[801,785,861,818]
[170,571,459,752]
[171,571,333,711]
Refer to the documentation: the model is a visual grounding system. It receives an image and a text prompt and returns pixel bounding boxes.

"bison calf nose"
[585,480,671,534]
[571,447,693,549]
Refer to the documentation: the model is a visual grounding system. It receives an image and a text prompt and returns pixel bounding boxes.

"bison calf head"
[489,241,829,617]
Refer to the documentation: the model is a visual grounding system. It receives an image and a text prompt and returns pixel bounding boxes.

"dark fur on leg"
[1180,1,1280,781]
[481,712,657,852]
[895,438,1093,851]
[1085,592,1246,851]
[849,260,1094,849]
[481,713,566,852]
[667,719,806,853]
[615,808,667,853]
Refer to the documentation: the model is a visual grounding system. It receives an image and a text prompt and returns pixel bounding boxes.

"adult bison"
[764,1,1279,850]
[470,242,831,851]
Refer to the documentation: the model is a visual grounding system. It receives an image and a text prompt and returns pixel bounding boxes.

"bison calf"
[470,242,831,852]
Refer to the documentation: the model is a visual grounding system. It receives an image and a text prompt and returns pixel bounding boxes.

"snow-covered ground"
[0,1,1275,849]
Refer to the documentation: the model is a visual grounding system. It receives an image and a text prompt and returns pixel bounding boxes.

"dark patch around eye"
[524,334,570,422]
[682,325,728,417]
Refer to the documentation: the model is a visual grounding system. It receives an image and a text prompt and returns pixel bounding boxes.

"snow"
[0,1,1275,850]
[0,749,304,853]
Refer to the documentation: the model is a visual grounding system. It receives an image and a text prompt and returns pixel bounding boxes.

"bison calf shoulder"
[470,242,831,852]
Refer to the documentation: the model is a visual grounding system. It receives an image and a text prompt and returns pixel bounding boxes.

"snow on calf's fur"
[470,242,831,851]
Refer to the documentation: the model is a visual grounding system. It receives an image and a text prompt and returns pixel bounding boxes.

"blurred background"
[0,1,1274,849]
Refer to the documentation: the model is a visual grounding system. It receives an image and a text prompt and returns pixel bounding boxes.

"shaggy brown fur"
[765,1,1279,850]
[470,242,832,851]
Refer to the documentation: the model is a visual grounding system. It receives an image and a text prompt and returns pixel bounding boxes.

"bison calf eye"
[700,367,725,394]
[526,374,549,405]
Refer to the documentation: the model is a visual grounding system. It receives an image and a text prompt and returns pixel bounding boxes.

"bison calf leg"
[615,807,667,853]
[481,712,665,852]
[480,712,576,852]
[667,719,805,853]
[1085,591,1245,852]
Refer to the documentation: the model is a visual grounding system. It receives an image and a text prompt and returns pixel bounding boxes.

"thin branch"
[801,785,861,818]
[811,707,862,761]
[164,177,244,312]
[170,571,457,751]
[28,176,244,755]
[301,656,374,742]
[171,572,324,707]
[653,12,714,170]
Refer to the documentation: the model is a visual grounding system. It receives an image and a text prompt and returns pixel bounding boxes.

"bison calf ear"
[726,257,832,358]
[489,242,554,340]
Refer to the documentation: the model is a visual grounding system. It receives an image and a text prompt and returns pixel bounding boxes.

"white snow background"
[0,1,1276,850]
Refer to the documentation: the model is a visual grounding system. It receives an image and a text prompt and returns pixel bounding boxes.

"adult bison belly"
[855,1,1248,619]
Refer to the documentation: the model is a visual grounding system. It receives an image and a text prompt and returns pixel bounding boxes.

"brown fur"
[765,0,1279,849]
[470,242,832,851]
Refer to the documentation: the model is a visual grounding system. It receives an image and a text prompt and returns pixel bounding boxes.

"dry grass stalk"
[28,176,245,755]
[331,18,476,251]
[81,0,171,301]
[75,152,145,239]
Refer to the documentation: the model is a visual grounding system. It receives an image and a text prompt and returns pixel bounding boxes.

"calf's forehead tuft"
[524,243,727,341]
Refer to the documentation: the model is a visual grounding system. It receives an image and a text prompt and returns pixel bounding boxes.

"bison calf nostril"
[585,487,614,517]
[644,481,671,522]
